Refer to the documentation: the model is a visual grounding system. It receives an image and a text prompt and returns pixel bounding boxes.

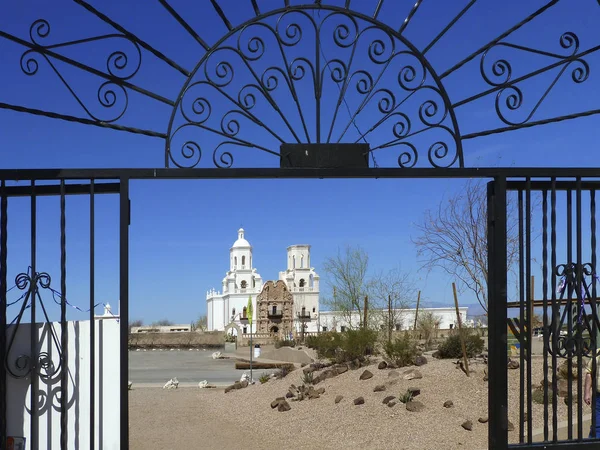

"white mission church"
[207,229,481,337]
[206,228,321,335]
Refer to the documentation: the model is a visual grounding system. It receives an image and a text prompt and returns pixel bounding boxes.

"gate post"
[488,177,508,449]
[120,178,130,450]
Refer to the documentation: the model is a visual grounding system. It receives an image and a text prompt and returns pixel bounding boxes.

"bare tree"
[323,245,370,330]
[412,180,520,313]
[128,319,143,333]
[195,314,208,332]
[416,311,440,349]
[369,268,417,342]
[152,319,174,326]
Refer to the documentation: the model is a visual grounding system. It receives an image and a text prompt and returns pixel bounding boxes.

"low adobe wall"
[128,331,225,349]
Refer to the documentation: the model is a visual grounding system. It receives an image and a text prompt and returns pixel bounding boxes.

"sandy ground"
[129,352,597,450]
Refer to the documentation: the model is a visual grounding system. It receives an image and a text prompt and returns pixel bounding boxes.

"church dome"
[232,228,251,248]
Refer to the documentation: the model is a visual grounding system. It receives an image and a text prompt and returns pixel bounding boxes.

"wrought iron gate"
[488,177,600,449]
[0,178,129,449]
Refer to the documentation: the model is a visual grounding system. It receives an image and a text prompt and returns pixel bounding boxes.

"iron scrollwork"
[19,19,142,124]
[166,6,462,169]
[5,269,63,380]
[480,31,590,128]
[546,262,600,359]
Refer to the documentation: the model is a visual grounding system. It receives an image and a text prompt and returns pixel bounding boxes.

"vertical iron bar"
[373,0,384,19]
[591,189,598,440]
[90,180,95,450]
[567,188,573,440]
[0,181,7,448]
[316,35,321,144]
[525,178,532,443]
[518,189,525,443]
[60,180,68,449]
[488,177,508,450]
[250,0,260,16]
[576,178,583,440]
[119,178,130,450]
[345,0,351,9]
[551,178,558,441]
[30,179,38,449]
[542,189,549,441]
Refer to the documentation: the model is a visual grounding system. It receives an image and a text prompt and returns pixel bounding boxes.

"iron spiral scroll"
[545,262,600,359]
[2,1,600,168]
[166,6,462,169]
[5,269,64,381]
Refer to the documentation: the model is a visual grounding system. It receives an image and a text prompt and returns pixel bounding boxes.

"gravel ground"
[129,356,590,450]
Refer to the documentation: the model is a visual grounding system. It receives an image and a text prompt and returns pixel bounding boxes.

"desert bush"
[383,333,418,368]
[305,329,378,363]
[259,373,270,384]
[399,389,414,404]
[275,365,293,379]
[301,371,314,385]
[342,329,378,361]
[274,339,296,349]
[437,328,484,359]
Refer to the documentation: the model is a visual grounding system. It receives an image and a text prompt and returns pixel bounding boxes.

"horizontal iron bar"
[508,441,600,449]
[507,181,600,190]
[0,168,599,180]
[0,102,167,138]
[507,298,600,309]
[1,183,120,197]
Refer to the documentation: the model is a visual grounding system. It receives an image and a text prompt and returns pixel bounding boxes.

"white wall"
[319,307,470,331]
[5,319,120,450]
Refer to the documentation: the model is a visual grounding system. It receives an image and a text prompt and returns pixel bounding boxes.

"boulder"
[316,387,326,395]
[403,369,423,380]
[388,370,400,378]
[337,365,349,375]
[462,420,473,431]
[373,385,386,392]
[240,380,249,388]
[278,400,291,412]
[378,361,388,370]
[225,385,235,394]
[443,400,454,408]
[271,397,285,408]
[407,387,421,397]
[353,397,365,405]
[507,421,515,432]
[387,401,397,407]
[382,395,396,404]
[414,356,428,366]
[405,401,425,412]
[507,359,519,370]
[359,370,374,381]
[285,392,294,399]
[478,417,488,424]
[432,351,441,359]
[335,395,343,404]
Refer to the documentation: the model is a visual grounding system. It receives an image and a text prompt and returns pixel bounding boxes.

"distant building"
[206,229,321,336]
[318,307,472,332]
[130,324,191,333]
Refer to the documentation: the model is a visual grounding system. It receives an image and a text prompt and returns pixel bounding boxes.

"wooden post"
[363,295,368,330]
[413,290,421,331]
[452,282,470,377]
[388,294,392,343]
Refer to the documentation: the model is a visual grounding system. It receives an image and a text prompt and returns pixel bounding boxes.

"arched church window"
[300,255,304,268]
[293,255,296,268]
[241,280,247,289]
[309,274,314,288]
[242,306,247,318]
[242,255,246,266]
[232,308,236,317]
[299,279,305,288]
[234,256,237,267]
[252,277,255,288]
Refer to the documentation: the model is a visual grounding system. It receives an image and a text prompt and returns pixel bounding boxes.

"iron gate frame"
[1,168,600,449]
[1,0,600,448]
[0,179,127,450]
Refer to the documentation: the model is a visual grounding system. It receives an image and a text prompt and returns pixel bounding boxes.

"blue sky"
[1,0,600,325]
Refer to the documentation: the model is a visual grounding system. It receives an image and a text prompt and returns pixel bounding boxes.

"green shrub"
[399,389,414,404]
[274,339,296,349]
[437,328,484,359]
[383,333,418,368]
[259,373,270,384]
[304,329,378,363]
[301,371,314,385]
